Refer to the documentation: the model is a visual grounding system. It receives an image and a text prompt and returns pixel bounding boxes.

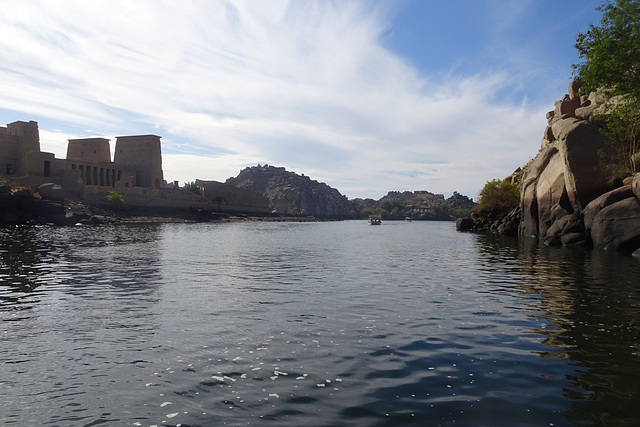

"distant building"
[0,120,164,193]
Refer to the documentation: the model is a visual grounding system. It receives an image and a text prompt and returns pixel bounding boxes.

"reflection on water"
[476,233,640,425]
[0,221,639,426]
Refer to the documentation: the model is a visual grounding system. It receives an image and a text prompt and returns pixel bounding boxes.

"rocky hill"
[226,164,475,220]
[225,164,354,218]
[353,190,475,220]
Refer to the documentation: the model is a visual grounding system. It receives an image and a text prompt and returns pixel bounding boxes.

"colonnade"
[70,163,122,187]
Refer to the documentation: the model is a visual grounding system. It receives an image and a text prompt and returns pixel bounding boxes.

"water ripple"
[1,222,640,426]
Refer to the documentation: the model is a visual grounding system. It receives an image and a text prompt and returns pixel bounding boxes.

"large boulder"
[456,217,474,231]
[38,183,65,201]
[632,173,640,199]
[520,82,617,238]
[583,186,635,232]
[554,118,614,209]
[590,196,640,252]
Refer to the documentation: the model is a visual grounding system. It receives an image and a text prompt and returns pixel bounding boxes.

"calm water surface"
[1,221,639,426]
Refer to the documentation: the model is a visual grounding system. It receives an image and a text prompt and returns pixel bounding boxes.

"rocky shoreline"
[0,181,346,227]
[457,82,640,257]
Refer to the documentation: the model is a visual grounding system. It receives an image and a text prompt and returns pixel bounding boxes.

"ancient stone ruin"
[0,120,271,224]
[0,120,164,193]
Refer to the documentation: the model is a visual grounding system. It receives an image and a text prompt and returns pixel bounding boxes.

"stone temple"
[0,120,271,215]
[0,120,163,192]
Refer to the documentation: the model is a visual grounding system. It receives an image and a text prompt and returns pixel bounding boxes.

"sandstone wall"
[196,180,272,215]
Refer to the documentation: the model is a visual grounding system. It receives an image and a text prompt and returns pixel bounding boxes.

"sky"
[0,0,603,200]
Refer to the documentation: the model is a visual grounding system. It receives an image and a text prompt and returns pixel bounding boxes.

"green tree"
[573,0,640,174]
[477,179,520,212]
[184,181,201,195]
[106,191,125,207]
[573,0,640,99]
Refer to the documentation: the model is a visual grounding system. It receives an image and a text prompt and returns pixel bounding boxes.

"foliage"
[184,181,201,195]
[573,0,640,99]
[379,199,406,218]
[106,191,126,207]
[0,174,20,189]
[573,0,640,175]
[477,179,520,213]
[594,98,640,177]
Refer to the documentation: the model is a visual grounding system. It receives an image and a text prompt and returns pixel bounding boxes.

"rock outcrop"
[0,181,100,226]
[226,165,354,218]
[521,82,617,239]
[518,82,640,252]
[461,82,640,253]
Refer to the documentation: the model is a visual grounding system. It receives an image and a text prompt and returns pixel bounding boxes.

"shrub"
[477,179,520,212]
[106,191,126,207]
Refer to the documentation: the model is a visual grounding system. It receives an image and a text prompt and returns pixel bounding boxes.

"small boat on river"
[369,215,381,225]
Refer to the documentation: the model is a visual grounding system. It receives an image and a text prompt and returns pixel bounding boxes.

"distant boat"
[405,216,412,222]
[369,215,381,225]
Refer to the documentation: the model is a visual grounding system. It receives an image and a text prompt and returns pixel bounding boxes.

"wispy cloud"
[1,0,554,199]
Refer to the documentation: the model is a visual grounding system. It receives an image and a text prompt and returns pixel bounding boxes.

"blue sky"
[0,0,602,199]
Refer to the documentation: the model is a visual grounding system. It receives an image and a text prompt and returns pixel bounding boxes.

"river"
[1,220,639,426]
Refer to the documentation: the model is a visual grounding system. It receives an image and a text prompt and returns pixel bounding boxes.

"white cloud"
[2,0,550,200]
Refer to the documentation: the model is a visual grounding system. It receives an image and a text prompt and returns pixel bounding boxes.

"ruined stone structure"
[0,120,164,193]
[1,120,272,217]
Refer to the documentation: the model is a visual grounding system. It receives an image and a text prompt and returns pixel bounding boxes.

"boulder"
[561,232,590,247]
[521,114,614,238]
[38,183,65,201]
[554,96,581,118]
[633,173,640,199]
[574,103,596,120]
[555,118,614,209]
[456,217,474,232]
[588,88,611,106]
[561,212,585,236]
[568,80,584,99]
[590,196,640,251]
[494,207,520,235]
[583,186,635,232]
[41,200,64,215]
[63,211,95,225]
[543,214,572,245]
[546,110,555,124]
